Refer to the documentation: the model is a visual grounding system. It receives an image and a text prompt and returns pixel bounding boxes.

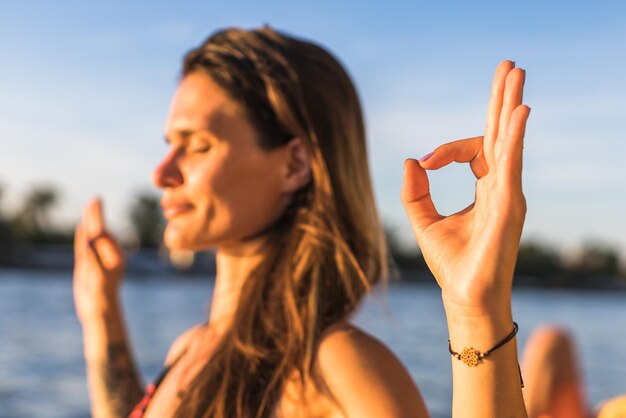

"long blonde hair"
[174,26,388,418]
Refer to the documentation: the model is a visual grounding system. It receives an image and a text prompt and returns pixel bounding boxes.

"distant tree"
[384,224,403,256]
[13,185,60,242]
[619,263,626,282]
[516,241,562,278]
[0,182,15,263]
[570,242,620,278]
[129,192,164,249]
[384,223,428,278]
[0,183,5,220]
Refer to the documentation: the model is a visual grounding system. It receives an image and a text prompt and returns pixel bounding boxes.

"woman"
[73,27,530,418]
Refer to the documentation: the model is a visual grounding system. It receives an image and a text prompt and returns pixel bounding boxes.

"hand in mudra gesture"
[73,198,126,324]
[401,60,530,318]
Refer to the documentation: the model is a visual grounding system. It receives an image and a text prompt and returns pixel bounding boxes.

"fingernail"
[419,152,433,162]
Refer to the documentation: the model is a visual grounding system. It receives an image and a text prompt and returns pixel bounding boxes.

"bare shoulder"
[314,321,429,418]
[164,323,206,366]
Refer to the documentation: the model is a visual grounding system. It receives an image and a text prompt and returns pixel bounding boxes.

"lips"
[161,201,194,219]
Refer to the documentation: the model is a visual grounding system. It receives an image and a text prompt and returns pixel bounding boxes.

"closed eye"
[165,130,214,152]
[191,144,211,153]
[189,138,211,153]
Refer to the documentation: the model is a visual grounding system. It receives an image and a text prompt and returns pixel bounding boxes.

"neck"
[208,236,268,337]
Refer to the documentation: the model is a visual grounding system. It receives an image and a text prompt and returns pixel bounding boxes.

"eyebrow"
[164,129,214,145]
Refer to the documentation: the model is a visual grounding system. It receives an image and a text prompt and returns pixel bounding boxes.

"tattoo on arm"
[101,342,144,417]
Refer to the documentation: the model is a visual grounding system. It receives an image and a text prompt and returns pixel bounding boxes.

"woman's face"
[153,72,293,253]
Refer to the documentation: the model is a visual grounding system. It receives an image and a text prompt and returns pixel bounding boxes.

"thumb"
[89,233,124,271]
[96,234,124,271]
[400,158,442,240]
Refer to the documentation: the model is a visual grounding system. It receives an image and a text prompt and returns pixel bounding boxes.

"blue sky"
[1,1,625,259]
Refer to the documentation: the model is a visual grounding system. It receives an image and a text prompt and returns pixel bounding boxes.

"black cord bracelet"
[448,322,519,366]
[448,322,524,387]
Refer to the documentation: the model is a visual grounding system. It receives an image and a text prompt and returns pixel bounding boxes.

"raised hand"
[401,60,530,318]
[73,197,125,324]
[73,198,144,418]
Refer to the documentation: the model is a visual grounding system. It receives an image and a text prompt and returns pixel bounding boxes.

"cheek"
[182,154,256,227]
[187,159,220,202]
[213,156,285,229]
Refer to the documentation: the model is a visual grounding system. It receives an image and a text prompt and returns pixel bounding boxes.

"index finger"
[418,136,488,179]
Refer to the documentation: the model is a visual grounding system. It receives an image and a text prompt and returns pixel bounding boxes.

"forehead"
[165,72,245,136]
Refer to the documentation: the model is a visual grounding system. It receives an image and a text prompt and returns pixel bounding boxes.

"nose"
[152,148,183,188]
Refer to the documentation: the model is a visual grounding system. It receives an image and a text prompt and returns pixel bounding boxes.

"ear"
[281,137,311,193]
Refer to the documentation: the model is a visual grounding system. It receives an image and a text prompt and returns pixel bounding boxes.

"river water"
[1,269,625,418]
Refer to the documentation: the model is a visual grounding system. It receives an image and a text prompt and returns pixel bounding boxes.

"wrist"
[78,294,122,326]
[441,287,513,322]
[82,321,128,363]
[444,305,513,327]
[80,300,128,360]
[445,306,515,351]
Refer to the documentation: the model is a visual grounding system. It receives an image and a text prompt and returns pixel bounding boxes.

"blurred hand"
[73,198,125,325]
[401,60,530,318]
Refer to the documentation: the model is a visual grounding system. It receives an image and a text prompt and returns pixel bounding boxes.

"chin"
[163,226,219,252]
[163,227,192,251]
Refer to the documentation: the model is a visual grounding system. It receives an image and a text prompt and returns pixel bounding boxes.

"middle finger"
[484,60,515,168]
[497,68,526,142]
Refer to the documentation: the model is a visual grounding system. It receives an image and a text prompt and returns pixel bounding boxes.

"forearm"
[81,297,144,418]
[446,306,527,418]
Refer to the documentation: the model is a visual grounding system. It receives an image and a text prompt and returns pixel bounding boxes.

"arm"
[82,298,144,418]
[401,61,530,417]
[74,198,143,418]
